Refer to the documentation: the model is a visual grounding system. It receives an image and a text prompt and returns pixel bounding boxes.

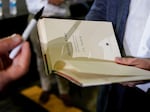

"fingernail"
[10,34,20,42]
[11,33,16,37]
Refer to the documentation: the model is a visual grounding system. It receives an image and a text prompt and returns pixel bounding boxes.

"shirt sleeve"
[85,0,107,21]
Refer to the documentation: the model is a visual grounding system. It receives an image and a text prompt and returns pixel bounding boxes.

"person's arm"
[115,57,150,87]
[85,0,107,21]
[0,34,31,90]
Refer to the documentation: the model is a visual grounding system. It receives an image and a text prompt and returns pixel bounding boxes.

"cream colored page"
[37,18,75,53]
[37,18,121,67]
[55,60,150,76]
[37,18,75,70]
[56,69,150,87]
[68,21,121,61]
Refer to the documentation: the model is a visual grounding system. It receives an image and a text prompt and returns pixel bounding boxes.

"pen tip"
[34,6,45,20]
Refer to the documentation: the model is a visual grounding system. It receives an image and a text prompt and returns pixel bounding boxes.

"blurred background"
[0,0,100,112]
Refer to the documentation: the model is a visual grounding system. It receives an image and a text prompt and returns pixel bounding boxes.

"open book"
[37,18,150,87]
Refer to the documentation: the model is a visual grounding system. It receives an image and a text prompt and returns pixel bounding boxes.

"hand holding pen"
[9,7,44,59]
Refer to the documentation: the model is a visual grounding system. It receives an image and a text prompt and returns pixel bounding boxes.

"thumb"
[0,34,22,54]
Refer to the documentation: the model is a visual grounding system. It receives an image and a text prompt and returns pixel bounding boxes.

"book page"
[37,18,121,69]
[55,69,150,87]
[54,60,150,76]
[67,21,121,60]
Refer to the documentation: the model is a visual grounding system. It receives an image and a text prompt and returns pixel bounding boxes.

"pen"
[9,7,44,59]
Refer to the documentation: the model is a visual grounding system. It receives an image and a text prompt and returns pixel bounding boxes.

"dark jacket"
[86,0,130,51]
[85,0,150,112]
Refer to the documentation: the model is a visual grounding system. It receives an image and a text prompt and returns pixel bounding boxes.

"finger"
[121,82,135,87]
[0,34,22,54]
[115,57,150,70]
[16,41,31,73]
[121,81,144,87]
[0,57,4,70]
[6,41,31,80]
[0,54,12,70]
[134,58,150,70]
[115,57,138,66]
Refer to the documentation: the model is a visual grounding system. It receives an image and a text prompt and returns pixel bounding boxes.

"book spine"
[37,18,52,75]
